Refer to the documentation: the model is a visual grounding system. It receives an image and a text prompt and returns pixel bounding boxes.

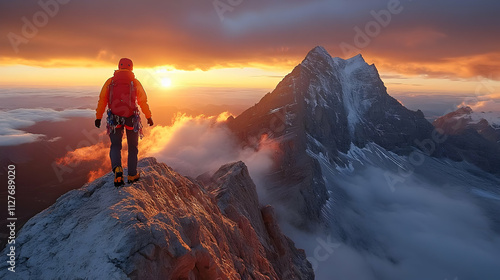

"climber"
[94,58,154,187]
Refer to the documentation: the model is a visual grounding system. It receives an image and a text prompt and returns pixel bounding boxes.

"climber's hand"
[147,118,154,126]
[95,119,101,128]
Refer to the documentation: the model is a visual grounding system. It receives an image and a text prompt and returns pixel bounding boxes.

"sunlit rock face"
[0,157,313,280]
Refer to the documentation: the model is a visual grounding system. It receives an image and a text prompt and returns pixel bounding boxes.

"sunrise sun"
[161,77,172,88]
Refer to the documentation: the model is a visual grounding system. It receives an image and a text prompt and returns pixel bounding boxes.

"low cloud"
[151,114,276,176]
[286,148,500,280]
[56,113,277,199]
[0,108,94,146]
[150,114,241,176]
[457,93,500,113]
[56,140,110,183]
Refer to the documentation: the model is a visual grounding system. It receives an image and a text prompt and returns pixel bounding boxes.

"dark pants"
[109,126,139,176]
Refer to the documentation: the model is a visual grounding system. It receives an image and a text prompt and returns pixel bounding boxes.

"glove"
[95,119,101,128]
[147,118,154,126]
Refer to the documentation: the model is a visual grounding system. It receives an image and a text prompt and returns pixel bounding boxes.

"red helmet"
[118,58,133,71]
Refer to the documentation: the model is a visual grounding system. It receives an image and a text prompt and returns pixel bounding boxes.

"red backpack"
[108,70,137,117]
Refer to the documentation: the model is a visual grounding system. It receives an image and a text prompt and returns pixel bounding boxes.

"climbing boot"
[127,173,140,184]
[113,166,125,187]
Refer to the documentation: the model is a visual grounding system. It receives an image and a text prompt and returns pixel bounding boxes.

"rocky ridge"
[0,158,313,280]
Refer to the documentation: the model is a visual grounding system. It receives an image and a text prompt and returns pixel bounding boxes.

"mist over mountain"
[2,47,500,280]
[228,46,500,279]
[229,46,437,229]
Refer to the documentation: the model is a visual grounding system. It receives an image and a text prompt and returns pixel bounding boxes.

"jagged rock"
[0,158,313,280]
[228,46,434,229]
[207,162,314,279]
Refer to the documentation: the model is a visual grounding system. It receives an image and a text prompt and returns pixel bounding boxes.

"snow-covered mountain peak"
[301,46,370,76]
[296,47,410,139]
[303,45,332,63]
[232,46,436,158]
[333,53,369,70]
[346,53,366,63]
[229,47,435,229]
[342,54,373,76]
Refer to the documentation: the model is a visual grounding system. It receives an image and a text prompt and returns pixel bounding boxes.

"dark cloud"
[1,0,499,78]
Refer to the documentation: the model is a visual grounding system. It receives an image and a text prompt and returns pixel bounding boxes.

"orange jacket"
[95,69,152,119]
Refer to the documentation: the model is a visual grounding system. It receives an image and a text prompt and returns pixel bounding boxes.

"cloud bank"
[286,146,500,280]
[0,108,94,146]
[56,113,277,199]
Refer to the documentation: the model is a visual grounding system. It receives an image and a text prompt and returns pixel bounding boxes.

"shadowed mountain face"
[0,158,313,280]
[433,106,500,143]
[228,46,435,229]
[227,46,500,279]
[433,107,500,173]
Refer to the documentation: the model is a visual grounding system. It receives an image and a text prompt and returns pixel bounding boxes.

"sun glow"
[161,77,172,88]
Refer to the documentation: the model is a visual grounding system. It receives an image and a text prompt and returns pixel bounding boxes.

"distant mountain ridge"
[431,106,500,173]
[433,106,500,144]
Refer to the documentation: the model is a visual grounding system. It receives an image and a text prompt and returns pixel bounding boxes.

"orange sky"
[1,0,499,97]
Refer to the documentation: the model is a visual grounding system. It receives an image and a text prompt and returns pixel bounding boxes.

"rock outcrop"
[0,158,314,280]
